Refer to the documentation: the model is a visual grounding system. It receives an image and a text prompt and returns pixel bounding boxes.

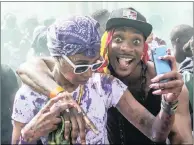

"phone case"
[151,46,171,82]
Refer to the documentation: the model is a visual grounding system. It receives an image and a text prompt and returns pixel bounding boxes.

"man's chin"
[115,69,132,78]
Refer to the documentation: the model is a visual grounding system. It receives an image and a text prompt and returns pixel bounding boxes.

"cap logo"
[123,9,137,20]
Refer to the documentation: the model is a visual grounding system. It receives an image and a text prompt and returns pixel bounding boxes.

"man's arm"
[16,57,58,97]
[169,85,192,144]
[17,57,190,143]
[117,86,189,143]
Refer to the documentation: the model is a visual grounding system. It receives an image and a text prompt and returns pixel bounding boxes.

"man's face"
[172,35,193,63]
[183,36,194,56]
[108,27,144,77]
[179,36,193,57]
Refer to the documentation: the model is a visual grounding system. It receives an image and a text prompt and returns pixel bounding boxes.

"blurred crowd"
[1,13,55,71]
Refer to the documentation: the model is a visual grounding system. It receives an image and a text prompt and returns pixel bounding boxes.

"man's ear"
[175,38,180,43]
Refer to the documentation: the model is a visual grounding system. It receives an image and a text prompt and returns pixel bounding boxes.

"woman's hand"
[56,91,87,144]
[149,54,184,102]
[56,92,98,144]
[57,91,98,145]
[20,94,77,143]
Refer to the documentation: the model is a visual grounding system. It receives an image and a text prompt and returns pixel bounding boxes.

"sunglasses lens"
[92,62,103,71]
[75,66,89,74]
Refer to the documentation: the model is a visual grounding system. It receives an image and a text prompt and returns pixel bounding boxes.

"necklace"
[77,85,84,105]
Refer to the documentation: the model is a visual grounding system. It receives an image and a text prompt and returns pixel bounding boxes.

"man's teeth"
[119,58,132,62]
[118,57,133,66]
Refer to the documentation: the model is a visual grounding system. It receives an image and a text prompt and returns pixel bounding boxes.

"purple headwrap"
[47,15,101,57]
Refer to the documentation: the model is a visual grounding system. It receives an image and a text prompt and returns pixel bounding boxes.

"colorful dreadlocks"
[98,30,149,73]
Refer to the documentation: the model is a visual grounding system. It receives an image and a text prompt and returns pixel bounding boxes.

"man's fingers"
[70,108,79,144]
[150,79,183,89]
[63,111,71,140]
[158,55,177,71]
[167,48,171,55]
[152,87,182,95]
[151,71,179,83]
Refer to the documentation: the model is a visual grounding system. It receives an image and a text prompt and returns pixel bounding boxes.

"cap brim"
[106,18,152,39]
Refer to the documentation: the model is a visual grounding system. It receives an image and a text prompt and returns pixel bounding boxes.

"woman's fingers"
[41,95,67,113]
[53,117,62,125]
[73,108,86,145]
[63,111,71,140]
[70,108,79,144]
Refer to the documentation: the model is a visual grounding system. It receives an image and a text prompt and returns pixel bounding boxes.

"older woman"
[15,10,189,144]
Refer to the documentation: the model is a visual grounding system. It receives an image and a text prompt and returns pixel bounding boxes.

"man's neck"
[52,66,78,93]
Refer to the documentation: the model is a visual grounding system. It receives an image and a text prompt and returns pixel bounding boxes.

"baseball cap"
[106,7,152,39]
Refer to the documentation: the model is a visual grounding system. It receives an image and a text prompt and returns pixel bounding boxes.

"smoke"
[1,2,193,48]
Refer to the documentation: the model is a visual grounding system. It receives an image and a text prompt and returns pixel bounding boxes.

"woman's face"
[108,27,145,77]
[57,52,102,85]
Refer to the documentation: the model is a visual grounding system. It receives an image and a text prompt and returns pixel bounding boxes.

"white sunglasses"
[62,55,105,74]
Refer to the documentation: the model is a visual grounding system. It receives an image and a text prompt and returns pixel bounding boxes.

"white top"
[12,73,127,144]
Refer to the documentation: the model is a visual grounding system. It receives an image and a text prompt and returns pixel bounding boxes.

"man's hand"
[149,55,184,102]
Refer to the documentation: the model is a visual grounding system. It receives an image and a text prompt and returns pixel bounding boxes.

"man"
[1,13,22,48]
[43,17,56,27]
[170,24,194,129]
[182,36,194,129]
[1,13,22,66]
[170,24,193,64]
[1,64,19,144]
[26,26,50,60]
[91,9,110,37]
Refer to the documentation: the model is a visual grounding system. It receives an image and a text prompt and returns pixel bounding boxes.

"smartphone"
[151,45,171,82]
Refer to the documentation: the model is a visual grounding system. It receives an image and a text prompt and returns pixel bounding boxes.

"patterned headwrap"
[47,15,101,57]
[98,30,149,73]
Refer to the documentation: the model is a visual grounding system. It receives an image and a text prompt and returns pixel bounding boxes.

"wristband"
[50,86,65,98]
[161,96,179,115]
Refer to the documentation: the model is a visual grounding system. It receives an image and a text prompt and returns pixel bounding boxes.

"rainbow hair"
[98,30,149,74]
